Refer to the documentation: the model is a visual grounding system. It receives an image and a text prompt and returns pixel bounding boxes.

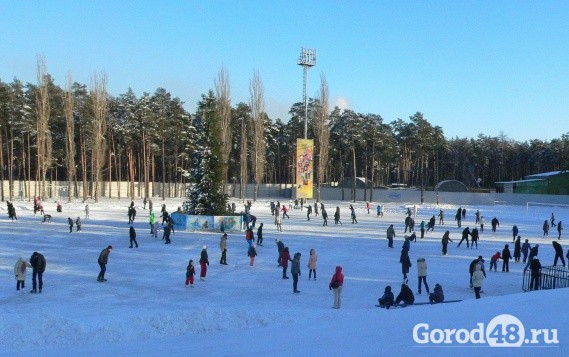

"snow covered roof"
[495,178,546,184]
[524,170,569,179]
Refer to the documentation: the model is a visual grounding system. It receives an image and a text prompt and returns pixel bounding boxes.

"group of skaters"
[13,252,46,293]
[542,212,563,238]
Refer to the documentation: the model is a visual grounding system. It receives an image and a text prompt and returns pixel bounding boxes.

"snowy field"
[1,197,568,356]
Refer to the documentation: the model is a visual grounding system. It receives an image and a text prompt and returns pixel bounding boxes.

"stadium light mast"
[297,48,316,139]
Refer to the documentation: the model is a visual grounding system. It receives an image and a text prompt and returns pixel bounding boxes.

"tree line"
[1,58,569,203]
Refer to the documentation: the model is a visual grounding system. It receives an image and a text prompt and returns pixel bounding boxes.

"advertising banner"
[296,138,314,199]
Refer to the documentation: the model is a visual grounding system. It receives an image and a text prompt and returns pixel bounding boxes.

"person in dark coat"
[378,285,395,309]
[558,221,563,240]
[512,225,519,242]
[394,283,415,305]
[502,244,511,272]
[402,236,411,253]
[491,217,499,232]
[29,252,46,293]
[543,220,550,237]
[427,215,436,232]
[387,224,396,248]
[275,239,285,266]
[521,239,531,263]
[129,226,138,248]
[530,258,542,291]
[334,207,341,225]
[97,246,113,282]
[68,217,74,233]
[429,283,444,304]
[256,223,264,246]
[349,205,357,224]
[404,216,412,233]
[199,245,209,280]
[76,217,82,232]
[400,250,412,282]
[163,225,172,244]
[552,241,565,267]
[438,210,444,225]
[185,260,195,287]
[441,230,453,255]
[280,247,292,279]
[524,244,539,272]
[322,209,328,226]
[457,227,471,248]
[470,227,479,249]
[513,236,522,262]
[306,205,312,221]
[291,252,301,293]
[455,208,462,227]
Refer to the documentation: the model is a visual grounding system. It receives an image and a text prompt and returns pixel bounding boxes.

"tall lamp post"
[297,48,316,139]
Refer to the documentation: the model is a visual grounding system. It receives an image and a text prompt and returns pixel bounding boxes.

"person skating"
[163,224,172,244]
[417,257,430,295]
[543,220,549,237]
[455,208,462,228]
[552,241,565,267]
[149,212,156,235]
[400,249,412,283]
[84,204,90,219]
[97,246,113,282]
[470,227,479,249]
[529,258,542,291]
[512,224,519,242]
[220,233,228,265]
[438,209,444,225]
[322,209,328,226]
[308,248,317,280]
[426,215,436,233]
[472,263,485,299]
[14,257,31,292]
[490,251,501,271]
[281,205,290,219]
[366,202,371,214]
[245,227,254,248]
[329,266,344,309]
[349,204,357,224]
[557,221,563,240]
[394,283,415,305]
[524,244,539,272]
[441,230,453,255]
[199,245,209,280]
[514,236,522,262]
[276,214,283,232]
[306,204,312,221]
[76,217,82,232]
[275,239,284,266]
[378,285,394,309]
[469,256,485,288]
[521,239,531,263]
[185,260,195,287]
[291,252,301,293]
[255,223,263,246]
[386,224,396,248]
[29,251,46,293]
[68,217,74,233]
[420,220,425,239]
[491,217,499,232]
[248,244,258,267]
[402,236,411,253]
[429,284,444,304]
[334,206,341,225]
[129,226,138,248]
[475,210,480,224]
[457,227,471,248]
[502,244,511,272]
[479,216,485,233]
[280,247,292,279]
[551,212,556,227]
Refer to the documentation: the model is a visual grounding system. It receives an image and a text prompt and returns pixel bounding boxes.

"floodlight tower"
[297,48,316,139]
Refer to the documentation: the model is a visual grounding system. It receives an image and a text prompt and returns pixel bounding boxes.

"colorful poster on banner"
[296,138,314,199]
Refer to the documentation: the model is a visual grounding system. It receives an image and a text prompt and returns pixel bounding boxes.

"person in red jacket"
[280,247,292,279]
[329,266,344,309]
[245,227,254,248]
[490,251,501,271]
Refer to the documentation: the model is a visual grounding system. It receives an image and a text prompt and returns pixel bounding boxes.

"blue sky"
[1,1,568,141]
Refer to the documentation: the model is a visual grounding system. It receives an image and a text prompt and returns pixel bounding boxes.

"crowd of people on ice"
[5,198,568,309]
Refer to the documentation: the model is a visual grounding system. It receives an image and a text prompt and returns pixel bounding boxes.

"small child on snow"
[185,260,195,287]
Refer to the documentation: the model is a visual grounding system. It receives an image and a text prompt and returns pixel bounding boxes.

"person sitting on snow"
[378,285,394,309]
[394,283,415,305]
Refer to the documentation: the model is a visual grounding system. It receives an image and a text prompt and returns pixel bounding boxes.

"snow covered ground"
[1,198,568,356]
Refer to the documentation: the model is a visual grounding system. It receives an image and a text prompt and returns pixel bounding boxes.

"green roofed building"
[496,171,569,195]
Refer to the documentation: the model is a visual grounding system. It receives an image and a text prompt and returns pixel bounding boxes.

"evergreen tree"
[185,91,227,215]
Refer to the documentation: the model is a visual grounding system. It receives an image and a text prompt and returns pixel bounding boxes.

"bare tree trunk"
[352,144,356,203]
[313,73,330,202]
[90,72,108,203]
[0,128,4,202]
[64,74,76,202]
[240,115,248,200]
[36,55,51,198]
[80,127,87,202]
[8,127,14,200]
[215,65,232,194]
[249,71,265,201]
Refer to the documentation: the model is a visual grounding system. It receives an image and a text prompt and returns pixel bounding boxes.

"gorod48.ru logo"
[413,314,559,347]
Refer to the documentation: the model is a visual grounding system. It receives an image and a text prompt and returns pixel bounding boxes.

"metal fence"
[522,265,569,292]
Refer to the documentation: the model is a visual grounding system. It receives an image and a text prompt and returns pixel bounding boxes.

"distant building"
[496,171,569,195]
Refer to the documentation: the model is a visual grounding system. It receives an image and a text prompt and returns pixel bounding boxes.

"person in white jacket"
[416,257,429,294]
[14,257,31,291]
[472,263,485,299]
